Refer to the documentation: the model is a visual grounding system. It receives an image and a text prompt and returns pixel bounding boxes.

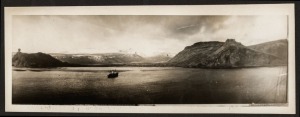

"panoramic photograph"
[11,15,288,105]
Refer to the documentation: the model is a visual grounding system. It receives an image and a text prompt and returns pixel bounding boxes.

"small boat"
[107,70,118,78]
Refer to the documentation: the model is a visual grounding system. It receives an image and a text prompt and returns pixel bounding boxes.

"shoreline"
[12,64,288,70]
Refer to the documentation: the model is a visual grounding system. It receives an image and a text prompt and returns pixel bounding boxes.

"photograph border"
[2,2,297,115]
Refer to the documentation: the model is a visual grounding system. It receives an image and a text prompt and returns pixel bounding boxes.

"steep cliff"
[168,39,286,68]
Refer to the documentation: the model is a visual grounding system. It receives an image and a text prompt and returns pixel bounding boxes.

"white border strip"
[5,4,296,114]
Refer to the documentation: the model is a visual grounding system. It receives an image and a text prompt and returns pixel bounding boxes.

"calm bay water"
[12,66,287,105]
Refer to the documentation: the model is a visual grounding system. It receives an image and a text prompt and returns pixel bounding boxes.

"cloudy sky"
[12,15,287,57]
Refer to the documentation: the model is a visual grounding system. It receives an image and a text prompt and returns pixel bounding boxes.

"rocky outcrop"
[12,52,70,68]
[168,39,287,68]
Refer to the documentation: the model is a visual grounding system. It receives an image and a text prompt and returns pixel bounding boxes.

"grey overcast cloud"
[13,15,287,57]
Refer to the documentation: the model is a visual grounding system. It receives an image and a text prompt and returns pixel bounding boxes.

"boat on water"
[107,70,118,78]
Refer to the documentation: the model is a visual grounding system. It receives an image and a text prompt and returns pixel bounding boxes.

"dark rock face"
[12,52,68,68]
[168,41,224,65]
[168,39,287,68]
[52,53,144,65]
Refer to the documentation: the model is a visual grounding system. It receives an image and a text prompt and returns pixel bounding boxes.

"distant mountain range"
[135,53,172,63]
[12,39,287,68]
[50,53,144,65]
[168,39,287,68]
[12,52,172,68]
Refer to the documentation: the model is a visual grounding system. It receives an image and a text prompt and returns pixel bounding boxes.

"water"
[12,66,287,105]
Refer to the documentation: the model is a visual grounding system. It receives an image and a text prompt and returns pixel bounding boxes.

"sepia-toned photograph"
[5,4,295,113]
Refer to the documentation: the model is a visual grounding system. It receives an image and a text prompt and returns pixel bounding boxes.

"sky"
[12,15,288,57]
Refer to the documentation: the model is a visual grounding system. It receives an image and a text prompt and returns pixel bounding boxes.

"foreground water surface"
[12,66,287,105]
